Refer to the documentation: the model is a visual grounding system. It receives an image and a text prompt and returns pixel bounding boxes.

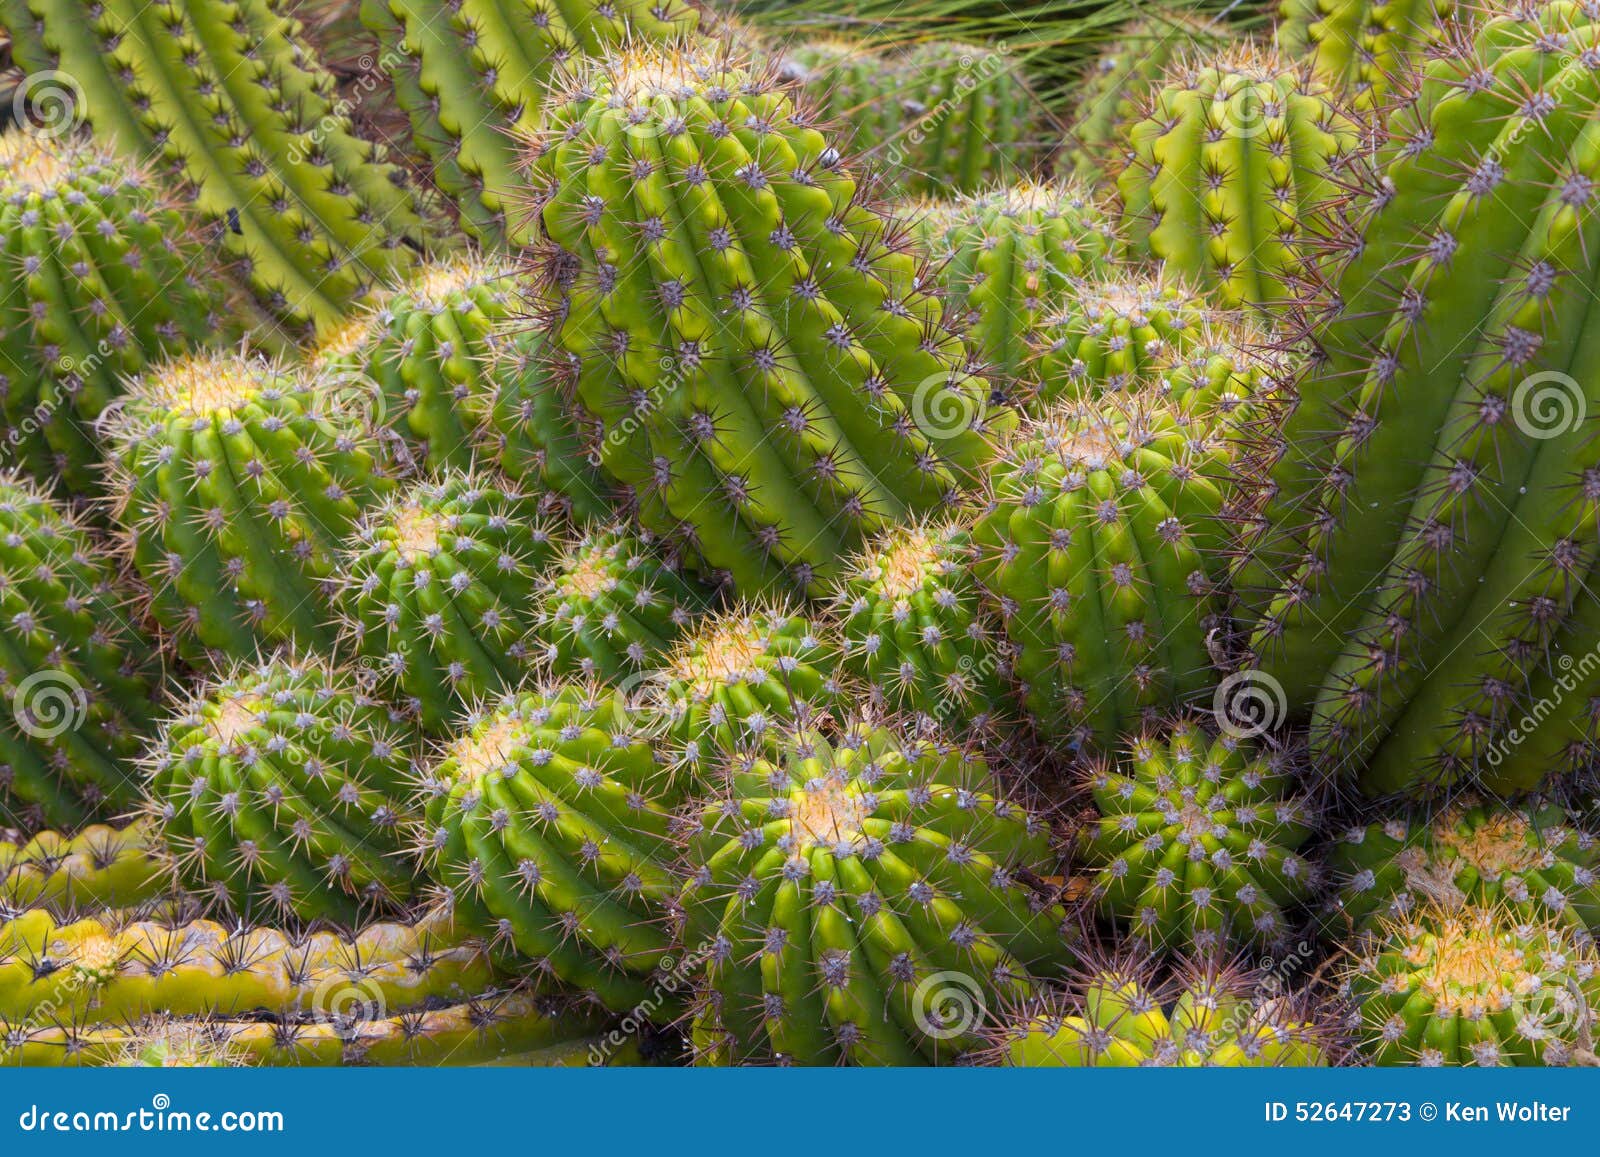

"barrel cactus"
[1077,721,1317,953]
[417,682,682,1012]
[1235,1,1600,797]
[143,656,421,924]
[1118,48,1361,309]
[972,400,1231,751]
[529,46,1002,596]
[1330,801,1600,934]
[358,0,699,247]
[336,473,563,733]
[105,353,394,667]
[0,130,225,498]
[1343,906,1600,1066]
[0,471,165,829]
[1,0,427,333]
[681,718,1077,1065]
[1278,0,1452,111]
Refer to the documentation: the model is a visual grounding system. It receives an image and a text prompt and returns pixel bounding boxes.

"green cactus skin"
[0,472,165,830]
[532,527,705,685]
[1238,3,1600,797]
[972,401,1230,752]
[831,520,1012,738]
[1060,12,1227,184]
[105,353,394,667]
[358,0,699,248]
[1,821,166,912]
[1343,906,1600,1066]
[1330,802,1600,935]
[530,48,1004,597]
[780,40,1041,197]
[912,182,1116,397]
[997,957,1328,1065]
[144,657,422,924]
[337,473,564,734]
[682,719,1076,1066]
[0,0,427,335]
[1278,0,1452,111]
[1117,50,1360,310]
[1078,721,1316,954]
[0,131,226,499]
[653,604,845,779]
[418,682,683,1012]
[7,992,641,1067]
[0,906,496,1027]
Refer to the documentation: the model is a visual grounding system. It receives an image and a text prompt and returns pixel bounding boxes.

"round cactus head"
[681,717,1077,1065]
[1343,905,1600,1066]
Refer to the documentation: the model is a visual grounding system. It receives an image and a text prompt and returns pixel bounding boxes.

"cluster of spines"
[1277,0,1452,111]
[1,821,167,912]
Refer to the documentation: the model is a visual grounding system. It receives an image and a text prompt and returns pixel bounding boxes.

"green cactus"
[0,0,428,334]
[0,906,495,1026]
[358,0,699,247]
[0,130,227,499]
[0,471,165,829]
[652,603,845,779]
[336,472,563,734]
[1236,2,1600,797]
[972,400,1231,751]
[530,47,1003,596]
[1077,720,1317,954]
[1060,11,1228,184]
[144,656,422,924]
[1343,906,1600,1066]
[682,718,1076,1066]
[1278,0,1452,111]
[1330,801,1600,935]
[831,519,1012,738]
[532,527,705,686]
[418,682,682,1012]
[1,821,167,912]
[997,956,1329,1065]
[1117,48,1361,309]
[912,182,1116,397]
[105,352,394,667]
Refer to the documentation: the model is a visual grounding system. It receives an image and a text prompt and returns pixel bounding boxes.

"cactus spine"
[1277,0,1451,111]
[531,47,1003,596]
[1,821,166,912]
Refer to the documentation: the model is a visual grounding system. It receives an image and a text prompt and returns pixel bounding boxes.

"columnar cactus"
[358,0,699,247]
[0,0,428,333]
[0,472,164,829]
[0,131,225,498]
[1330,802,1600,934]
[532,528,705,685]
[779,39,1041,195]
[1278,0,1451,111]
[997,956,1329,1065]
[1343,906,1600,1066]
[831,520,1011,737]
[336,473,563,733]
[1076,721,1317,953]
[913,182,1116,394]
[681,719,1076,1065]
[105,353,394,666]
[972,400,1230,750]
[143,657,422,924]
[1236,2,1600,797]
[417,682,682,1012]
[1,821,166,912]
[530,47,1003,596]
[1118,49,1361,309]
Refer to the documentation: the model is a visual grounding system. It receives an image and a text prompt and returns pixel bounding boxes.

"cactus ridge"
[1277,0,1452,111]
[1,821,167,913]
